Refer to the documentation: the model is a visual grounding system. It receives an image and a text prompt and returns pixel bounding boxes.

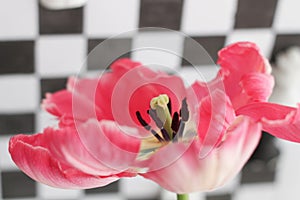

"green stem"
[177,193,189,200]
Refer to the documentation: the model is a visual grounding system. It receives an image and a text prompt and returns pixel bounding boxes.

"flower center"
[135,94,189,142]
[135,94,191,160]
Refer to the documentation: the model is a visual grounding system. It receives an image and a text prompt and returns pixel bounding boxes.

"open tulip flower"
[9,42,300,199]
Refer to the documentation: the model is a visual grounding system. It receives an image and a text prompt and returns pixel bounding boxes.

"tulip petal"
[237,102,300,142]
[76,119,141,172]
[44,126,131,176]
[42,59,142,123]
[70,59,144,121]
[42,90,73,118]
[218,42,271,74]
[141,116,261,193]
[42,89,103,127]
[197,89,235,158]
[217,42,273,109]
[109,65,187,129]
[240,73,274,102]
[9,134,120,189]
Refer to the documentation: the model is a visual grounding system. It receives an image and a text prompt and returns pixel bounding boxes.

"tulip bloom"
[9,42,300,194]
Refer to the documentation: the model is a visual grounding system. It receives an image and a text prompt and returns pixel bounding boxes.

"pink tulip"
[9,42,300,193]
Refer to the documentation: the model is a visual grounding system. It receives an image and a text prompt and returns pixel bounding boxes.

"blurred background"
[1,0,300,199]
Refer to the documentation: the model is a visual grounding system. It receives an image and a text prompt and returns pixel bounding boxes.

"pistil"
[150,94,173,138]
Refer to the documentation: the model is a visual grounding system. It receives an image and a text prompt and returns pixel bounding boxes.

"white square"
[272,140,300,199]
[38,184,82,199]
[225,29,275,58]
[85,0,140,37]
[0,75,38,112]
[36,110,59,133]
[36,35,86,77]
[234,184,275,200]
[0,0,37,40]
[178,65,219,87]
[181,0,237,36]
[132,31,184,72]
[120,177,159,199]
[274,0,300,33]
[83,194,124,200]
[161,190,205,200]
[0,136,18,170]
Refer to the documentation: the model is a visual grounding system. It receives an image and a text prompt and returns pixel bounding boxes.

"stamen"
[150,130,164,142]
[171,112,180,132]
[161,128,171,141]
[167,98,172,115]
[137,95,191,145]
[136,111,151,130]
[180,98,189,122]
[148,109,163,128]
[177,121,186,138]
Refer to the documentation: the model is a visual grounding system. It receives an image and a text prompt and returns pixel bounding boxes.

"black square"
[41,78,68,99]
[85,181,119,194]
[182,36,226,66]
[235,0,278,28]
[272,34,300,62]
[250,133,280,161]
[0,41,34,74]
[39,5,83,34]
[139,0,183,30]
[206,194,232,200]
[241,160,277,183]
[0,113,35,135]
[1,171,37,198]
[87,38,132,70]
[241,133,279,183]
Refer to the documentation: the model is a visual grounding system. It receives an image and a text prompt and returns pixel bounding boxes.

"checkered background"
[1,0,300,199]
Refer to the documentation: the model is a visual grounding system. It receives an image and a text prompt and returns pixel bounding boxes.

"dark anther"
[177,121,186,138]
[151,130,164,142]
[161,128,171,141]
[136,111,151,130]
[180,98,189,122]
[171,112,180,132]
[149,109,164,128]
[167,98,172,115]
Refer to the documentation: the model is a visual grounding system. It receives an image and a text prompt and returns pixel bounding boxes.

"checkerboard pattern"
[1,0,300,199]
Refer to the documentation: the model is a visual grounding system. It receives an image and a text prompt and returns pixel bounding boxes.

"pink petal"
[217,42,273,109]
[9,134,120,189]
[76,119,141,172]
[109,65,187,129]
[218,42,271,74]
[197,89,235,158]
[43,59,143,123]
[67,77,109,121]
[190,75,225,103]
[141,118,261,193]
[42,90,73,118]
[44,126,130,176]
[240,73,274,102]
[68,59,186,130]
[141,116,261,193]
[87,59,144,121]
[237,102,300,142]
[42,89,102,127]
